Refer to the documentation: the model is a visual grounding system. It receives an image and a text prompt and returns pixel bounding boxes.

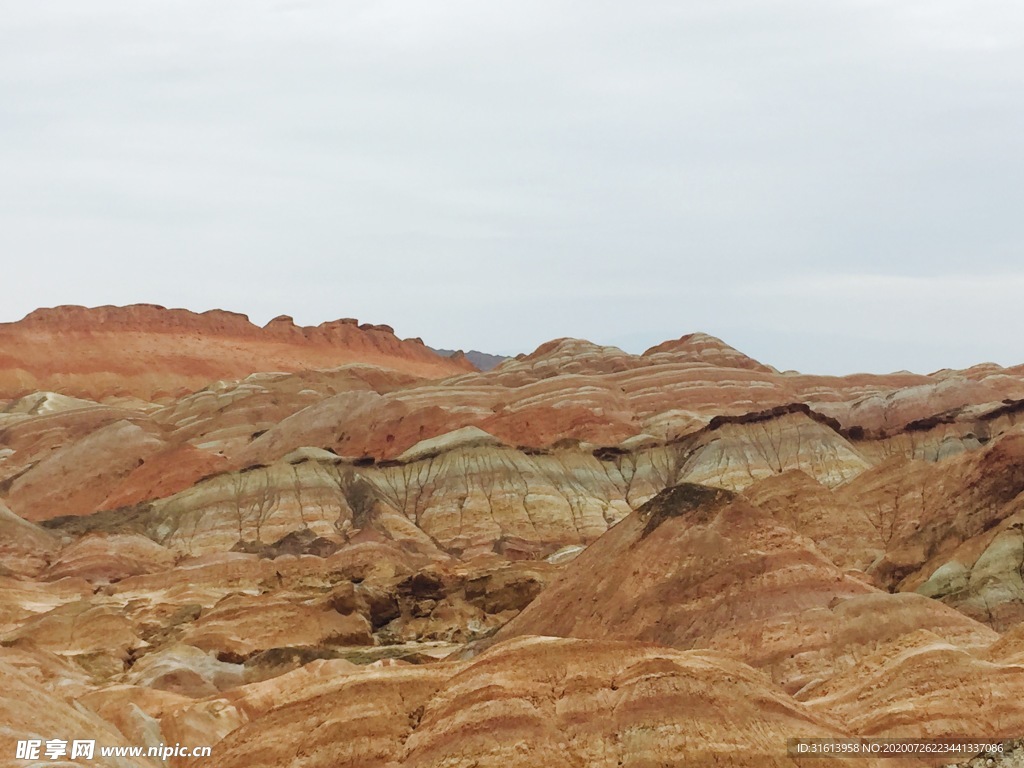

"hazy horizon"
[3,299,1016,378]
[3,2,1023,376]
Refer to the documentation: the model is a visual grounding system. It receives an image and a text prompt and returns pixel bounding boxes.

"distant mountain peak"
[642,332,776,372]
[430,347,510,371]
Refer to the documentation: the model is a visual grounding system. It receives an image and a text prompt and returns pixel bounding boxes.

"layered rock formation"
[3,310,1024,766]
[210,637,874,768]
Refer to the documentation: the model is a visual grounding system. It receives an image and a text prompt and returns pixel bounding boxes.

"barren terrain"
[3,305,1024,767]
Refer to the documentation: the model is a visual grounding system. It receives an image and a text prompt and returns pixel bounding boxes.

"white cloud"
[1,1,1023,375]
[736,273,1024,302]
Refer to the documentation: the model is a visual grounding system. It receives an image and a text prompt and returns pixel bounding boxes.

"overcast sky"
[2,1,1023,374]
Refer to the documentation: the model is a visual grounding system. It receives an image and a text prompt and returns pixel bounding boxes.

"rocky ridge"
[0,304,473,401]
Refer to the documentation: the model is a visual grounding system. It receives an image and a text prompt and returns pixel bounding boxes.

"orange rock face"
[210,637,874,768]
[0,304,473,401]
[493,484,996,693]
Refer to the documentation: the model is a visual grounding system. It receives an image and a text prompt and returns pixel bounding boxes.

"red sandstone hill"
[0,304,474,401]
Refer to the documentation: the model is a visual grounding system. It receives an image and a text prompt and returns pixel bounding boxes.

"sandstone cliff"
[0,304,473,401]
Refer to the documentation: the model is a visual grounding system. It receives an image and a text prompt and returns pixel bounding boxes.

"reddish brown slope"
[0,304,473,401]
[493,483,995,694]
[209,637,872,768]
